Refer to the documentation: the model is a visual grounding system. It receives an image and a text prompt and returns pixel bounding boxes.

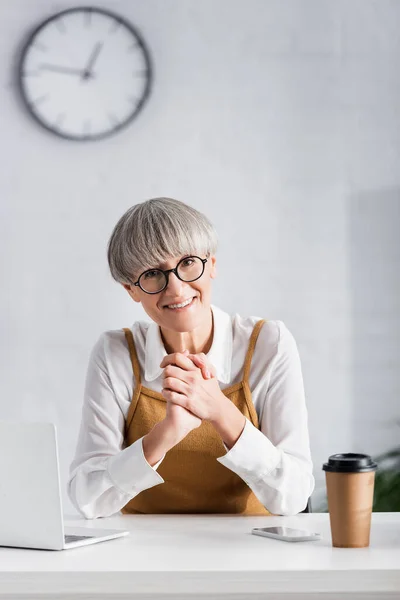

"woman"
[68,197,314,518]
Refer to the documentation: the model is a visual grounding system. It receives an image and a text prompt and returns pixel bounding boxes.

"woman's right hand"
[143,354,204,467]
[164,401,202,441]
[142,399,201,467]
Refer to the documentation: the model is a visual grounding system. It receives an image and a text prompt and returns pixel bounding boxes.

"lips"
[164,296,196,309]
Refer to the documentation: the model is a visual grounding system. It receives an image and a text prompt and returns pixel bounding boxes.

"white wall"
[0,0,399,514]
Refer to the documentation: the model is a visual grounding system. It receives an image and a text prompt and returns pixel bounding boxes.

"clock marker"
[30,93,50,107]
[109,18,122,34]
[55,113,66,127]
[54,18,66,33]
[84,8,92,27]
[107,112,119,126]
[82,120,92,135]
[32,40,47,52]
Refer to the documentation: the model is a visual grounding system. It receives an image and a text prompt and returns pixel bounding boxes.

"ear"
[122,283,141,303]
[209,255,217,279]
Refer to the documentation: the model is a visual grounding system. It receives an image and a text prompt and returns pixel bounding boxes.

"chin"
[163,315,200,333]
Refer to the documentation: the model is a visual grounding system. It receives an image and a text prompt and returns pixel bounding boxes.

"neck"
[160,309,214,355]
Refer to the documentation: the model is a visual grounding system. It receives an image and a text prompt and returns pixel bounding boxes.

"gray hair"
[107,197,218,285]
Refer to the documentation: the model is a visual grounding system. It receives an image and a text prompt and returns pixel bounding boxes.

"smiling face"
[123,255,217,333]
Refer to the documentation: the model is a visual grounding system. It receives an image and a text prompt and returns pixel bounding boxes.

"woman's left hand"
[160,351,225,422]
[185,351,216,380]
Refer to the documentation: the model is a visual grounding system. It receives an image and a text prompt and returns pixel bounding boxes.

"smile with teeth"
[166,297,195,309]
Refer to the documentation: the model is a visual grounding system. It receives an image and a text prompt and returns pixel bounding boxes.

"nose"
[165,270,185,295]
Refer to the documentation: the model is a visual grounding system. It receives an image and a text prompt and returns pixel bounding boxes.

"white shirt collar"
[144,304,232,384]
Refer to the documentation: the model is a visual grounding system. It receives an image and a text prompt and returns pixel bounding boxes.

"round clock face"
[19,7,152,141]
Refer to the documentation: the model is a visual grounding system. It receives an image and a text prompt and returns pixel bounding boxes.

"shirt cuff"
[217,418,281,481]
[107,437,165,496]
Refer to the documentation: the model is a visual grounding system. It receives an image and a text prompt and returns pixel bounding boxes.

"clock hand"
[40,64,84,76]
[82,42,103,79]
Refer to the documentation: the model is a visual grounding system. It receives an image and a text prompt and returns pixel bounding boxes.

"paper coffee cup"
[323,453,377,548]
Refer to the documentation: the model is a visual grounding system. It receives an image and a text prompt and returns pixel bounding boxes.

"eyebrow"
[156,262,168,270]
[153,255,190,271]
[145,262,167,271]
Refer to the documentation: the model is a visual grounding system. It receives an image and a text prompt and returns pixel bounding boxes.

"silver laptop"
[0,421,129,550]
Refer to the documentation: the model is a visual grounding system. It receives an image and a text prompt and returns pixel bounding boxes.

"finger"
[187,353,216,379]
[163,376,190,395]
[162,389,189,409]
[197,353,217,377]
[188,355,210,379]
[160,352,198,371]
[209,365,217,377]
[163,365,194,383]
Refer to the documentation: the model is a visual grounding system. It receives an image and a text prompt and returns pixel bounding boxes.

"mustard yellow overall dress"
[121,319,270,515]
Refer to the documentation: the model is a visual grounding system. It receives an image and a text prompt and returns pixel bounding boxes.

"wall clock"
[18,7,153,141]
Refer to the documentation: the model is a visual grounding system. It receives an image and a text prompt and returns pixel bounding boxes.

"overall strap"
[123,328,143,432]
[123,328,142,386]
[242,319,266,382]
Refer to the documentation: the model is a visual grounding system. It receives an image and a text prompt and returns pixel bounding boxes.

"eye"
[143,269,161,280]
[181,257,195,267]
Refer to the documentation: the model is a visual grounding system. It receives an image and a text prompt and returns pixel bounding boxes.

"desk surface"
[1,512,399,599]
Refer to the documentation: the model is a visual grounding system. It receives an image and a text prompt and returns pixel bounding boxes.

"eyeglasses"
[133,256,208,294]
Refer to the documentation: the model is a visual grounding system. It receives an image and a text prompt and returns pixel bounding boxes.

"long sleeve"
[67,333,164,519]
[217,321,315,515]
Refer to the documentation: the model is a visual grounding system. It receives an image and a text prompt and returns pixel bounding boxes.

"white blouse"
[68,305,315,519]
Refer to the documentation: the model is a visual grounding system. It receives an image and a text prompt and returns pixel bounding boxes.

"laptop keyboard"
[64,534,95,543]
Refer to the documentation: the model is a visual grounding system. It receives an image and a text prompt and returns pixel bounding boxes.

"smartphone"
[251,526,321,542]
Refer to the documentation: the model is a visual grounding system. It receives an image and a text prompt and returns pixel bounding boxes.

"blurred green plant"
[373,446,400,512]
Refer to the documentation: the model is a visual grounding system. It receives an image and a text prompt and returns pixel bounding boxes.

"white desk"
[0,512,399,599]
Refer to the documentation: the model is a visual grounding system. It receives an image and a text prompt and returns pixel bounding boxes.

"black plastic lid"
[322,453,377,473]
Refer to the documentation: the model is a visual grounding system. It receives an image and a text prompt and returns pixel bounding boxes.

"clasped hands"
[159,351,246,450]
[160,351,223,425]
[160,348,248,450]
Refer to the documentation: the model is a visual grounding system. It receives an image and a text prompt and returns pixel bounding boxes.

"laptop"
[0,421,129,550]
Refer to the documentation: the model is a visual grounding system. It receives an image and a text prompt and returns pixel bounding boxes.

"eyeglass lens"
[139,256,204,293]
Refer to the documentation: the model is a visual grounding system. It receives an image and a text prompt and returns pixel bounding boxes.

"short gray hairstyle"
[107,197,218,285]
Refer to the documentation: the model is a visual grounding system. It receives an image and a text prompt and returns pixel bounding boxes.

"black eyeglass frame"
[133,256,208,294]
